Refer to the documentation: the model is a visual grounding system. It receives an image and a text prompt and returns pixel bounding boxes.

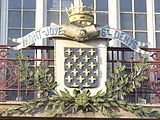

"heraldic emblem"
[64,48,99,89]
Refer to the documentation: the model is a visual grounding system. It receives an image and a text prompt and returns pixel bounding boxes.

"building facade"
[0,0,159,103]
[0,0,159,48]
[0,0,160,118]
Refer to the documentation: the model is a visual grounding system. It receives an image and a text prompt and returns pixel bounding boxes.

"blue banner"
[10,25,149,54]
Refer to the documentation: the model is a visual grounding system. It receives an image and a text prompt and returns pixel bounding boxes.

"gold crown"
[66,0,94,27]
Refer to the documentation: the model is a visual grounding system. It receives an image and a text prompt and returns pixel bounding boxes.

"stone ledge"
[136,103,160,107]
[1,102,160,107]
[0,101,26,105]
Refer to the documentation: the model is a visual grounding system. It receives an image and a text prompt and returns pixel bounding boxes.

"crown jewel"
[66,0,94,27]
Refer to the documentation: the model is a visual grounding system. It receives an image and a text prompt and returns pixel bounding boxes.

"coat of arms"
[64,48,99,89]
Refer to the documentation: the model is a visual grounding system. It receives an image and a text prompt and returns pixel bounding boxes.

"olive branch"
[0,54,160,118]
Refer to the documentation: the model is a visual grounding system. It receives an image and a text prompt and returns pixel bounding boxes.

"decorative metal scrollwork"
[0,91,7,101]
[150,52,160,60]
[0,50,18,94]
